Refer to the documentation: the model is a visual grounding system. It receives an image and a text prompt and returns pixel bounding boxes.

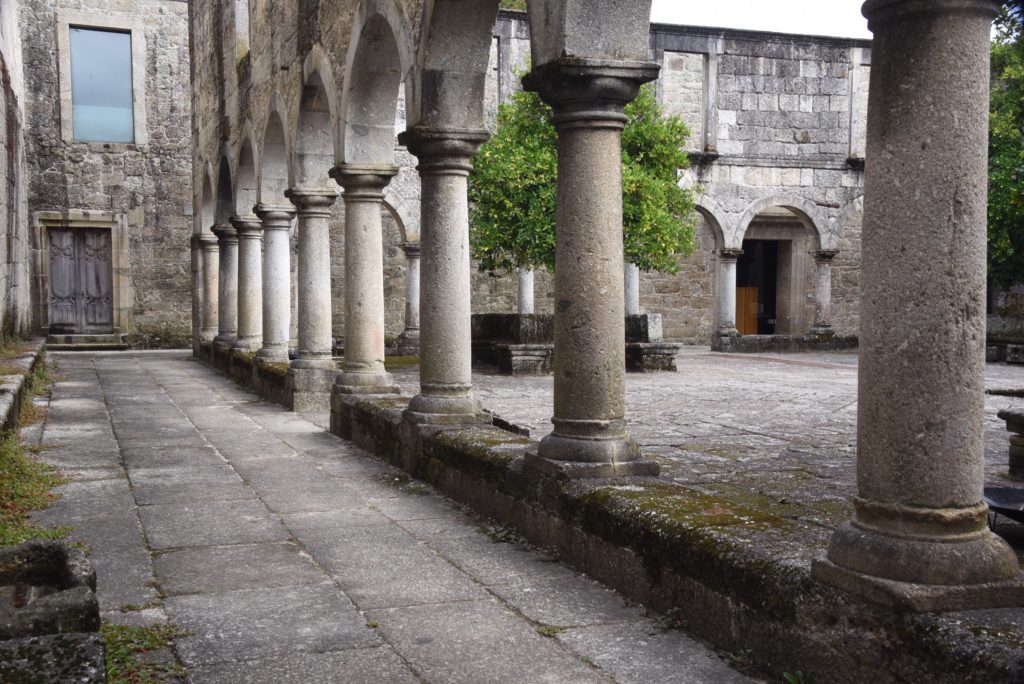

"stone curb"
[0,338,45,433]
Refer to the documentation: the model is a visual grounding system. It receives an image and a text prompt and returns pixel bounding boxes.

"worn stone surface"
[32,351,755,682]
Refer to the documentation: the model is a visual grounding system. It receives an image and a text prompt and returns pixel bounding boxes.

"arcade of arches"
[189,0,1023,631]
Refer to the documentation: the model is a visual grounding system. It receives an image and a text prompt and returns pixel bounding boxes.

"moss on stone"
[384,355,420,369]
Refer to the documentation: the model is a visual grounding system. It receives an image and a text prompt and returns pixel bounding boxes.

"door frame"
[34,210,132,336]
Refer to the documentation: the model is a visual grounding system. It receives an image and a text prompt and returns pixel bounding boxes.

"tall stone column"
[813,0,1024,611]
[715,249,741,338]
[396,242,421,354]
[330,165,399,394]
[518,269,535,315]
[398,127,489,422]
[198,234,219,344]
[624,263,640,315]
[255,204,294,363]
[231,216,263,352]
[522,60,659,476]
[212,224,238,345]
[285,188,338,411]
[810,250,837,335]
[190,235,203,353]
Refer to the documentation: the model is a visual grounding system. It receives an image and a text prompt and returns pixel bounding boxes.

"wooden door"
[47,228,113,334]
[736,286,759,336]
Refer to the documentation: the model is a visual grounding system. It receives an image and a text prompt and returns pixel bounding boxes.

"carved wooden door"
[47,228,113,334]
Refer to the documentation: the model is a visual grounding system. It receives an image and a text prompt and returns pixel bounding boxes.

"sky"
[650,0,872,39]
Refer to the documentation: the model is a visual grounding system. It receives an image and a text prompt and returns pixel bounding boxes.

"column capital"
[254,203,296,230]
[811,249,838,263]
[330,164,398,200]
[397,127,489,175]
[862,0,1000,28]
[211,223,238,244]
[523,58,660,130]
[198,233,219,251]
[402,241,421,258]
[285,187,339,216]
[716,248,743,260]
[230,215,264,238]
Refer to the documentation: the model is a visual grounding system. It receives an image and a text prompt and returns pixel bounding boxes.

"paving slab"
[154,542,326,596]
[489,576,647,627]
[137,498,290,549]
[188,647,419,684]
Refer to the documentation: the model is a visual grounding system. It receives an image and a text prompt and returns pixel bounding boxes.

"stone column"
[522,60,659,476]
[285,188,338,411]
[398,127,489,422]
[211,224,238,346]
[231,215,263,352]
[812,0,1024,611]
[518,269,535,315]
[198,234,219,344]
[255,204,294,362]
[716,249,741,337]
[330,165,399,394]
[624,263,640,315]
[397,242,421,354]
[190,235,203,353]
[810,250,837,335]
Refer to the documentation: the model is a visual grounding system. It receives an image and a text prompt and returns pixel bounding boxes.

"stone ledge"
[0,338,44,433]
[712,333,858,353]
[328,393,1024,683]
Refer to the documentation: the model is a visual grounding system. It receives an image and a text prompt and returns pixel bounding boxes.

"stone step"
[46,334,129,352]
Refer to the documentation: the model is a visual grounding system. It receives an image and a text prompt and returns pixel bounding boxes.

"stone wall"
[0,1,31,337]
[19,0,192,345]
[990,285,1024,343]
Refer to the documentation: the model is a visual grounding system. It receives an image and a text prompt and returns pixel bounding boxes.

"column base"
[812,557,1024,612]
[199,330,218,344]
[525,447,661,479]
[334,369,401,395]
[809,326,835,339]
[393,329,420,356]
[286,366,336,412]
[256,346,289,363]
[814,518,1024,611]
[213,335,237,346]
[232,336,262,353]
[403,392,486,425]
[290,356,335,371]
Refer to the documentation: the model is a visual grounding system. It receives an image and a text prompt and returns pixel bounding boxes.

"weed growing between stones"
[535,625,565,638]
[101,623,187,684]
[0,335,32,360]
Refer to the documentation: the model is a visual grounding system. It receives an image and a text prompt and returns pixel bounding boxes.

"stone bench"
[998,407,1024,479]
[471,313,681,375]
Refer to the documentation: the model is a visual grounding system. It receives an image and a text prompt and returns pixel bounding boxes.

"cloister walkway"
[27,351,756,683]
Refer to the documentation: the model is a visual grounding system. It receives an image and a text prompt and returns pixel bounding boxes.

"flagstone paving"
[28,351,758,684]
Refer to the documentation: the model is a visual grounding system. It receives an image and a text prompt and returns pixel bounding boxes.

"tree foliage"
[469,85,698,275]
[989,2,1024,287]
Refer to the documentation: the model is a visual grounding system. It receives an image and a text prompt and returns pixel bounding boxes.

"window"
[69,27,134,143]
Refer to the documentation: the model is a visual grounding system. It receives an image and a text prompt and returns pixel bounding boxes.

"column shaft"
[403,243,421,335]
[717,250,741,336]
[255,205,293,362]
[331,165,399,393]
[286,188,337,370]
[212,224,238,345]
[623,263,640,316]
[232,216,263,351]
[518,269,535,315]
[199,234,219,343]
[523,60,659,474]
[190,235,203,352]
[398,128,488,420]
[814,0,1023,609]
[811,250,836,333]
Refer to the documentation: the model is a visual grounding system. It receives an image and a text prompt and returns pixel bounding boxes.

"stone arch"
[258,93,290,204]
[215,156,234,225]
[198,165,216,235]
[694,194,729,251]
[339,4,409,165]
[834,195,863,244]
[293,52,338,188]
[410,0,501,129]
[235,125,259,217]
[382,187,419,243]
[733,193,830,251]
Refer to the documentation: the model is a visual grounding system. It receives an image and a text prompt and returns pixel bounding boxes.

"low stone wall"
[197,344,322,411]
[712,333,859,353]
[329,393,1024,683]
[0,338,43,432]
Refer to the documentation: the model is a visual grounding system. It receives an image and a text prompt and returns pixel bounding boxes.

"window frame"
[57,11,148,147]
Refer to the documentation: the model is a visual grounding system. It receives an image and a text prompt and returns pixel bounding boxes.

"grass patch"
[101,623,187,684]
[0,335,32,361]
[18,357,54,428]
[0,432,69,547]
[535,625,565,638]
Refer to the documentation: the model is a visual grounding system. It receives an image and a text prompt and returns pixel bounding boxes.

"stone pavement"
[27,351,756,683]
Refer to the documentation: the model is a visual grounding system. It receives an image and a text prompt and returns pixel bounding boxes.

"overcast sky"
[650,0,872,39]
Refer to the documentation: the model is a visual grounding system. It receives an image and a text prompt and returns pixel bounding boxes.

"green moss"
[384,355,420,369]
[101,622,187,684]
[429,428,531,481]
[233,350,256,364]
[259,362,289,379]
[967,624,1024,650]
[536,625,565,638]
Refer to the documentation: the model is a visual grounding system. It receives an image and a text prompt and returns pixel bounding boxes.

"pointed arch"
[215,156,234,225]
[258,91,291,204]
[294,44,340,187]
[197,163,216,235]
[733,193,830,251]
[339,3,411,165]
[235,123,259,217]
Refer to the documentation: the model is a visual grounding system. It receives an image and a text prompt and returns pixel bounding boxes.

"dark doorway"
[47,228,114,334]
[737,239,778,335]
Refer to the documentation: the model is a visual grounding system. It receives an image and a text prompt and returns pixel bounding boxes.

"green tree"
[469,85,698,275]
[989,3,1024,288]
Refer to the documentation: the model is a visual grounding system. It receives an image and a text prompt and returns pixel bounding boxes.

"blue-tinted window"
[70,27,134,143]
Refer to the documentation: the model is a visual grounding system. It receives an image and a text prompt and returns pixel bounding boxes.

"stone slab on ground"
[31,350,756,683]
